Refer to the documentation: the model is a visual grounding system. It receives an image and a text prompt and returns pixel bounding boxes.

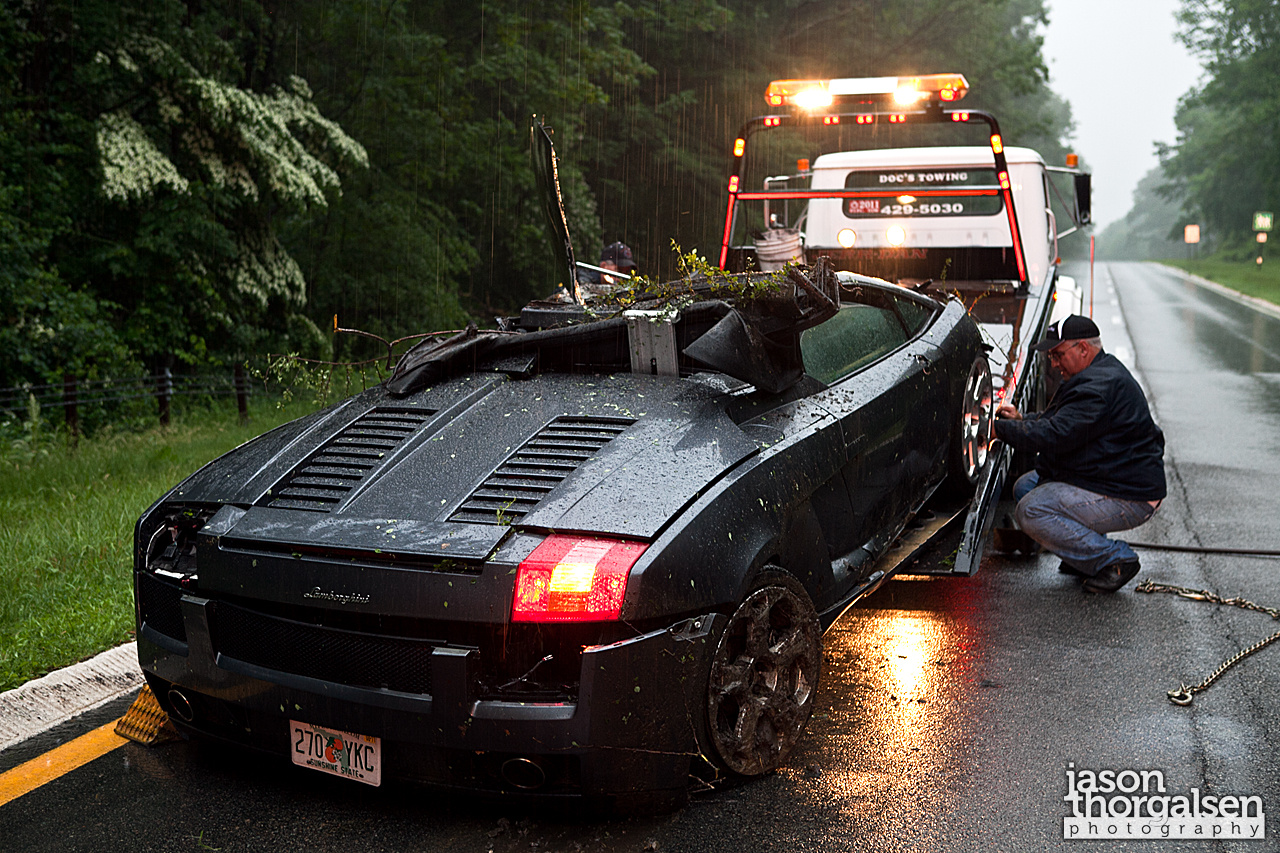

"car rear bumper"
[138,594,723,799]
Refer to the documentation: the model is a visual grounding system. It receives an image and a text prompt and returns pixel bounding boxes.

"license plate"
[290,720,381,787]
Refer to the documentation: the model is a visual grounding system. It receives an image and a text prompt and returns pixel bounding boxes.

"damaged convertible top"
[388,259,843,397]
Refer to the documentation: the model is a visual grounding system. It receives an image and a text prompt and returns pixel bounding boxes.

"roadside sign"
[1184,224,1200,244]
[1253,211,1274,232]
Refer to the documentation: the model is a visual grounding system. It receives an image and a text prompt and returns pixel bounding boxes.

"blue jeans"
[1012,471,1158,576]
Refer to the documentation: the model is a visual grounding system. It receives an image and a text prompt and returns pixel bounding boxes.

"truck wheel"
[948,355,993,487]
[702,570,821,778]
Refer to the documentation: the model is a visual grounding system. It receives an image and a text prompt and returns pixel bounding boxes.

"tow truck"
[717,73,1093,575]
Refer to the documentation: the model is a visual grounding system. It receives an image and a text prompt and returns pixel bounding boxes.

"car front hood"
[163,371,759,551]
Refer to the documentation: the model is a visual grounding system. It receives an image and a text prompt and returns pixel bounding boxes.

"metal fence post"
[157,368,172,426]
[234,363,249,425]
[63,373,79,445]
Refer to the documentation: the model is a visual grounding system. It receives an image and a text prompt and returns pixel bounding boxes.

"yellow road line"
[0,720,127,808]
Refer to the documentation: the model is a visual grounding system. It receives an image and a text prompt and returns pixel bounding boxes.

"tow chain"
[1135,580,1280,706]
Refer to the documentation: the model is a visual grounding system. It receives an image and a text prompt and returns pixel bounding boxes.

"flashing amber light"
[1065,153,1079,168]
[512,535,648,622]
[822,115,841,125]
[951,112,970,122]
[728,175,740,193]
[733,138,746,157]
[765,73,969,108]
[998,171,1011,189]
[797,158,810,172]
[856,114,875,125]
[990,134,1004,154]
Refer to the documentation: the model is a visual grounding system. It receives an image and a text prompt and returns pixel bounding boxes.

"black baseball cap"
[600,241,636,270]
[1033,315,1101,352]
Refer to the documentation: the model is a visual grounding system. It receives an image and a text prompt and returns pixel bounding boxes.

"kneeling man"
[995,315,1165,593]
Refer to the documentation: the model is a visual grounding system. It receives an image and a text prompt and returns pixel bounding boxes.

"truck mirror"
[1074,173,1092,226]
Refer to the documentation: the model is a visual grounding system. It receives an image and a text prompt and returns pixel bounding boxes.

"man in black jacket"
[995,315,1165,593]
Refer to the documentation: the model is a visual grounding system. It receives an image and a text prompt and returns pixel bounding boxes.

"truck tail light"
[512,535,648,622]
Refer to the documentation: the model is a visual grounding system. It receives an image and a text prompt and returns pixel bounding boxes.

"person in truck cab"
[598,241,636,282]
[994,315,1166,593]
[555,241,638,302]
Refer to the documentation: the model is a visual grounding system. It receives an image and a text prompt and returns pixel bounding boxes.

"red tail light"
[512,535,648,622]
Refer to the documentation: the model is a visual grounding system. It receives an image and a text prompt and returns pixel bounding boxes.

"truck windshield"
[841,168,1003,218]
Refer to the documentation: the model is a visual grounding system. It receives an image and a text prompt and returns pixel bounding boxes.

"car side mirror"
[1074,173,1092,226]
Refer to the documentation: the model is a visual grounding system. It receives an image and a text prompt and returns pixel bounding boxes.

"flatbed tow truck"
[716,73,1093,576]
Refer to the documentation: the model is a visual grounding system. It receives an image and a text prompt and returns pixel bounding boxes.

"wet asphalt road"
[3,261,1279,852]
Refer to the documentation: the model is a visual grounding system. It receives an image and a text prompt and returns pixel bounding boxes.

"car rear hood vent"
[265,407,436,512]
[449,416,634,525]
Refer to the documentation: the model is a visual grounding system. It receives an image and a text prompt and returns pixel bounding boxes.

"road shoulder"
[1154,261,1280,321]
[0,643,142,754]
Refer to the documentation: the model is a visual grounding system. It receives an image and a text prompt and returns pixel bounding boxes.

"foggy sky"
[1041,0,1204,229]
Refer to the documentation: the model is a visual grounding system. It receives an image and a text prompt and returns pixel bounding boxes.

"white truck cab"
[804,145,1056,290]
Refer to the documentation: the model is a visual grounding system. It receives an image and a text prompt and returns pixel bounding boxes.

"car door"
[801,287,942,582]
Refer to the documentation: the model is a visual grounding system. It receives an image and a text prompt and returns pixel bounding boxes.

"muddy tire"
[702,571,821,778]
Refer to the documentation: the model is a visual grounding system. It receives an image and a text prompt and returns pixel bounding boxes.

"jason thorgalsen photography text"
[1063,764,1266,840]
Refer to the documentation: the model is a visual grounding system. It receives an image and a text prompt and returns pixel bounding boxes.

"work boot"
[1083,559,1140,594]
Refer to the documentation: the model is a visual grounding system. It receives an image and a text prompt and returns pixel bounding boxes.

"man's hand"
[996,403,1022,421]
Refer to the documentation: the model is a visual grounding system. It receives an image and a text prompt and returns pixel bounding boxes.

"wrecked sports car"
[131,122,993,808]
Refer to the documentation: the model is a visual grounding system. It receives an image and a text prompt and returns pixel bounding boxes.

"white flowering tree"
[87,32,367,361]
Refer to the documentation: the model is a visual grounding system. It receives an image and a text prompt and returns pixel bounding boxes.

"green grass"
[0,398,322,692]
[1160,256,1280,307]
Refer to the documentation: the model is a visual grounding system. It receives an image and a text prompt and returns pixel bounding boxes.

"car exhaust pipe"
[500,757,547,790]
[167,688,195,723]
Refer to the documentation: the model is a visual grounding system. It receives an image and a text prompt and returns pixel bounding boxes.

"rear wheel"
[703,571,821,778]
[948,355,993,487]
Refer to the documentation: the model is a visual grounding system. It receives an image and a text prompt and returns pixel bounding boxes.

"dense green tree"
[1161,0,1280,250]
[2,0,365,386]
[1,0,1078,392]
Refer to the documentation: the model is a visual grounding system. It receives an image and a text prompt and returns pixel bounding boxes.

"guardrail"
[0,365,254,436]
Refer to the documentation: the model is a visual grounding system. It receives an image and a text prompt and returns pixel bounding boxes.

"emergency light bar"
[765,73,969,109]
